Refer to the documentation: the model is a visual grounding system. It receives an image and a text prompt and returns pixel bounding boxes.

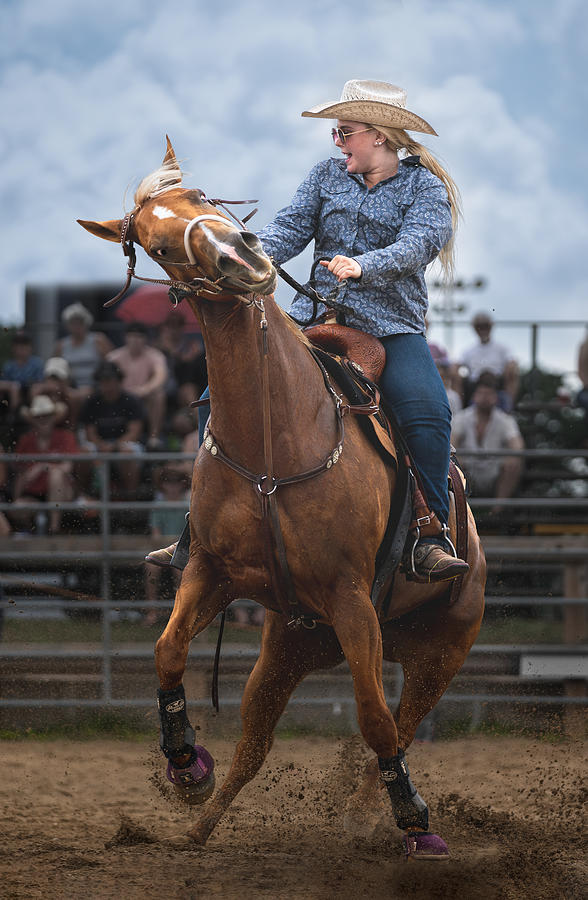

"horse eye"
[154,247,167,257]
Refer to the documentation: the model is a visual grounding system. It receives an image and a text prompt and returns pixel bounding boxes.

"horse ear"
[163,135,178,168]
[77,218,123,243]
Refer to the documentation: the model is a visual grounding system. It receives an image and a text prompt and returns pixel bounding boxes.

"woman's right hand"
[320,255,362,282]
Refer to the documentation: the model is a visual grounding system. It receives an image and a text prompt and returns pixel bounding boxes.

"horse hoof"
[166,745,215,805]
[403,832,450,861]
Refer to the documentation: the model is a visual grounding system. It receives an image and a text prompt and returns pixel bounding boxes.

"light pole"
[429,277,486,355]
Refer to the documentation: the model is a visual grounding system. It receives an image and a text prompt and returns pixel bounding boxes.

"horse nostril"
[240,231,262,251]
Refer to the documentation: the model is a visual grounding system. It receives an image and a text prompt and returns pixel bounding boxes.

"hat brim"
[301,100,437,136]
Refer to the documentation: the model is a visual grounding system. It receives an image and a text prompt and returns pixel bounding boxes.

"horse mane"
[134,159,183,207]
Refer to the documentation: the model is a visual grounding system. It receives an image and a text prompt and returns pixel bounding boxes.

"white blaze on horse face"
[199,223,255,272]
[152,205,179,220]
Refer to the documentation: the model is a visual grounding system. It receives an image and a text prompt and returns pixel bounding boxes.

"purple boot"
[166,745,215,805]
[403,831,450,861]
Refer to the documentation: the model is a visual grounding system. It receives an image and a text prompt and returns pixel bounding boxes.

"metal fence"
[0,449,586,719]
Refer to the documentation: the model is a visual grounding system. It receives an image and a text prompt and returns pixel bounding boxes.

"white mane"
[134,159,183,207]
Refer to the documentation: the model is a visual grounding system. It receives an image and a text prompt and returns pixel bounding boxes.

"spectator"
[436,356,462,418]
[451,372,525,515]
[0,331,44,411]
[78,361,145,496]
[155,311,207,413]
[55,303,113,401]
[576,333,588,413]
[107,322,167,450]
[30,357,74,428]
[144,466,190,625]
[12,395,79,534]
[0,442,11,536]
[459,312,519,411]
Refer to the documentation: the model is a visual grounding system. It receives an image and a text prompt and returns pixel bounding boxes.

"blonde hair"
[371,125,461,282]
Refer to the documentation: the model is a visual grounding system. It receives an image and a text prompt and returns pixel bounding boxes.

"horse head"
[78,137,276,300]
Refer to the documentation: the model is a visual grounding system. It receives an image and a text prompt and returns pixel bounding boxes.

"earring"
[375,141,384,146]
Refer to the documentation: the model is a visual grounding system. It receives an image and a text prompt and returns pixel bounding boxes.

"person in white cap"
[257,79,467,582]
[149,79,468,582]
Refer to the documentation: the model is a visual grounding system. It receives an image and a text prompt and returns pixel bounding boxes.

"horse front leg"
[155,551,231,805]
[332,595,448,860]
[187,614,343,845]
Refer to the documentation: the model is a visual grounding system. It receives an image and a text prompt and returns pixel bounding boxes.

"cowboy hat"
[25,395,58,417]
[301,80,437,135]
[61,302,94,326]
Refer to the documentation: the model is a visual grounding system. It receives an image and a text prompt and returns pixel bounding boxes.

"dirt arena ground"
[0,733,585,899]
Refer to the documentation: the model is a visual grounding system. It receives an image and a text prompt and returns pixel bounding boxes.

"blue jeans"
[196,333,451,523]
[379,333,451,524]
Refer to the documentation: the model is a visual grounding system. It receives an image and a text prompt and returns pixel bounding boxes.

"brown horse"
[79,138,486,860]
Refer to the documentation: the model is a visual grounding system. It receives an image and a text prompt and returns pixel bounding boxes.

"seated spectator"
[0,331,44,412]
[30,357,74,428]
[436,356,462,418]
[459,312,519,411]
[576,333,588,413]
[0,442,11,536]
[12,395,79,534]
[451,372,525,515]
[155,311,207,412]
[144,466,190,625]
[55,303,113,402]
[107,323,167,450]
[78,361,145,497]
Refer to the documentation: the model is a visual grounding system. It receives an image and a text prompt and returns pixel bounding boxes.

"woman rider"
[147,79,468,583]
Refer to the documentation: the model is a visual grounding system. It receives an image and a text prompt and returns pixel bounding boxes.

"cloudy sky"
[1,0,586,374]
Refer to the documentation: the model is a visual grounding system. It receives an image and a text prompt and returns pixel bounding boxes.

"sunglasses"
[331,127,374,145]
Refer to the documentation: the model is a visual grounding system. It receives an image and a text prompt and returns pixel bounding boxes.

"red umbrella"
[115,285,201,331]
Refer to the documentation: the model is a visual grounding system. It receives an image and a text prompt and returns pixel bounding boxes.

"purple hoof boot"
[403,832,450,861]
[166,745,215,805]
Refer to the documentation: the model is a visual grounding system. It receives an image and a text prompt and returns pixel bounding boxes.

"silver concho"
[210,445,218,456]
[204,435,213,451]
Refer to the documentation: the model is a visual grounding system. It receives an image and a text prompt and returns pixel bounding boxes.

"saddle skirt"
[304,323,386,384]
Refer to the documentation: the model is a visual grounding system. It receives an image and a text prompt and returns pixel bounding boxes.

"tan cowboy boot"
[412,539,469,583]
[145,542,178,568]
[406,488,469,583]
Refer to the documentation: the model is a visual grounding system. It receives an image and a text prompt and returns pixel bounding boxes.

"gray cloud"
[1,0,586,372]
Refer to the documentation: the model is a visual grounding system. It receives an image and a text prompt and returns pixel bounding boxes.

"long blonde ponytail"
[371,125,461,282]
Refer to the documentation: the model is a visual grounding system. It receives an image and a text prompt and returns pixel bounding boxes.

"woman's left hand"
[320,255,362,282]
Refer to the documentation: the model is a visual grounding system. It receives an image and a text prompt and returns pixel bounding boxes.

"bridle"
[104,198,260,309]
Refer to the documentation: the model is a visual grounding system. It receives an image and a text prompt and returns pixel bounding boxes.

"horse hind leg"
[333,596,448,858]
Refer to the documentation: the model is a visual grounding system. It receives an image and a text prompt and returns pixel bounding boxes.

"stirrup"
[403,524,466,584]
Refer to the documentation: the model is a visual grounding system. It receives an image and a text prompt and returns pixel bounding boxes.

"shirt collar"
[336,154,422,189]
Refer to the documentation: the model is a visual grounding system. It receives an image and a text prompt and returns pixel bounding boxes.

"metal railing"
[0,449,586,718]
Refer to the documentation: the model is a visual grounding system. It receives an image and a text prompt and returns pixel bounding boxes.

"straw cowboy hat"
[302,79,437,135]
[61,302,94,326]
[23,395,58,418]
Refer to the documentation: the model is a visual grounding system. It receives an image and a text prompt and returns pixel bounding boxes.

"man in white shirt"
[459,312,519,411]
[451,373,524,513]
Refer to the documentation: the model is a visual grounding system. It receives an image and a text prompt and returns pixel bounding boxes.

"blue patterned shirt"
[257,156,452,337]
